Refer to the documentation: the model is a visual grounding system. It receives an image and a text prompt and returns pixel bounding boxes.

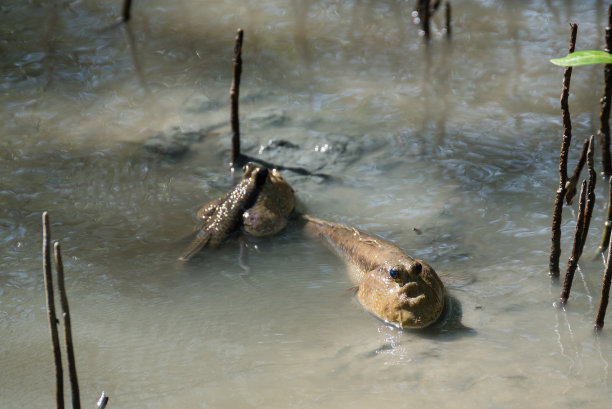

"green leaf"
[550,50,612,66]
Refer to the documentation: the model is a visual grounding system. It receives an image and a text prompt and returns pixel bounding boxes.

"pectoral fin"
[436,270,476,289]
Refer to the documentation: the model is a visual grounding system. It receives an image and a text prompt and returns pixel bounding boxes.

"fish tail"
[302,214,352,236]
[301,213,318,223]
[302,214,355,255]
[178,231,212,261]
[302,213,336,227]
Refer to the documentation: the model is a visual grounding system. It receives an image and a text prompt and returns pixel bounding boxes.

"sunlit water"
[2,0,612,408]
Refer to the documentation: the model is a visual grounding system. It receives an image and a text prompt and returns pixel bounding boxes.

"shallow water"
[2,0,612,408]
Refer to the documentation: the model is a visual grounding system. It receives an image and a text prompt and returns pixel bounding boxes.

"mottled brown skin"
[243,168,295,237]
[178,164,268,261]
[303,214,445,328]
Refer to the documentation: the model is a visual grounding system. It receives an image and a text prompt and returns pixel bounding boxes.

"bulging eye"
[411,262,422,275]
[389,268,400,279]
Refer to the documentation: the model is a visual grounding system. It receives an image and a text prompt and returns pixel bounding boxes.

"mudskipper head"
[241,163,269,187]
[243,165,288,191]
[357,258,445,329]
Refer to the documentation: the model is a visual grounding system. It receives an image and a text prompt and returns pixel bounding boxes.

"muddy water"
[2,0,612,408]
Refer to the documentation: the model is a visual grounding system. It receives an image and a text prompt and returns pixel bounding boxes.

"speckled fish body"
[178,165,268,261]
[303,214,445,328]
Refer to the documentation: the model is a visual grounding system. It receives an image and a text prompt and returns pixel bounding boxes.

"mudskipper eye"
[389,268,399,278]
[412,262,422,275]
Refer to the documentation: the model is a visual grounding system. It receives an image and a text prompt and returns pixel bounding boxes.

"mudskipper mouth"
[395,283,435,327]
[396,284,444,328]
[397,310,419,328]
[399,293,427,309]
[395,296,428,328]
[399,281,422,298]
[397,280,430,307]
